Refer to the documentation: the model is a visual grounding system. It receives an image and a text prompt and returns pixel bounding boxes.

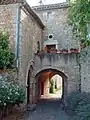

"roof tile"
[0,0,24,5]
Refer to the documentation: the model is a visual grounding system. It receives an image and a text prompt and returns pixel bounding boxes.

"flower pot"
[70,48,79,53]
[50,49,57,53]
[61,49,68,54]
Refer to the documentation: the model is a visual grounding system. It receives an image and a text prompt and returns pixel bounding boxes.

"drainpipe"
[15,3,21,68]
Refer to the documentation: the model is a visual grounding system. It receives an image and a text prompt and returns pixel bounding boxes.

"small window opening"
[49,34,53,39]
[46,45,56,53]
[37,41,40,53]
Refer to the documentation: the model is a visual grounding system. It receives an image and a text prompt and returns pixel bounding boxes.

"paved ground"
[24,98,69,120]
[41,89,62,99]
[4,90,69,120]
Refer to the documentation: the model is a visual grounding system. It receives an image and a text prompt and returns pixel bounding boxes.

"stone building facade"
[33,3,79,50]
[0,0,44,86]
[34,53,80,103]
[19,3,44,85]
[0,0,90,109]
[0,1,81,107]
[80,47,90,93]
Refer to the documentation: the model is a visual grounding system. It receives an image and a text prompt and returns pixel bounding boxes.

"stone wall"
[0,4,18,52]
[0,3,44,86]
[35,53,80,95]
[33,3,79,50]
[19,7,43,85]
[80,47,90,93]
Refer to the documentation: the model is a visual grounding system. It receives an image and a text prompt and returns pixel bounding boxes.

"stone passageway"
[24,99,69,120]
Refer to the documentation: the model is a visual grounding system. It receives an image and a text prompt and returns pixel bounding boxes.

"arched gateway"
[26,53,80,108]
[35,68,68,102]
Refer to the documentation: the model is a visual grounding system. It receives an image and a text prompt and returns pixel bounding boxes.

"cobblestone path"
[24,99,69,120]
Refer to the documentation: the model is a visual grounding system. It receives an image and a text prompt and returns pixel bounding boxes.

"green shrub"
[0,31,15,69]
[73,104,90,120]
[66,92,90,120]
[0,77,25,106]
[67,92,90,112]
[66,92,82,112]
[73,93,90,120]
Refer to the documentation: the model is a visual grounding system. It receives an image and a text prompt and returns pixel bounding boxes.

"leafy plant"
[0,77,25,107]
[68,0,90,47]
[66,92,82,112]
[0,31,15,69]
[66,91,90,120]
[73,104,90,120]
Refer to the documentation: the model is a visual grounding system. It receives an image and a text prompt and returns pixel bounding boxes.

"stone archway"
[35,68,68,103]
[26,63,35,106]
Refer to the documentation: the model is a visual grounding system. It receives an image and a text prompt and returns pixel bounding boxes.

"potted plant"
[50,48,57,53]
[70,48,79,53]
[61,49,68,54]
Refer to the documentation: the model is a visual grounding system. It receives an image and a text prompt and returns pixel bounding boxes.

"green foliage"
[73,104,90,120]
[66,92,82,112]
[66,92,90,120]
[49,79,54,93]
[0,77,25,106]
[68,0,90,47]
[0,31,15,69]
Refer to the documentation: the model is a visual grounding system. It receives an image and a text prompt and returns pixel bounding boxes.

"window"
[46,45,56,53]
[47,11,52,22]
[37,41,40,53]
[48,34,53,39]
[43,12,47,22]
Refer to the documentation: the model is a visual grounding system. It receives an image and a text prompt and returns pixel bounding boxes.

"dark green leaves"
[0,31,15,69]
[68,0,90,47]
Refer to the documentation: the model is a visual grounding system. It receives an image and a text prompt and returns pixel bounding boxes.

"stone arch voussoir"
[35,67,68,79]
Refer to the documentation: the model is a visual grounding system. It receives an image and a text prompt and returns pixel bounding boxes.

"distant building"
[33,2,79,51]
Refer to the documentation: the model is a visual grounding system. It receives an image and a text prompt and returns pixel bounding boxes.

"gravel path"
[24,99,69,120]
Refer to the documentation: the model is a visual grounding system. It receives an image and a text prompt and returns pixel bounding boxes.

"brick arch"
[35,68,68,103]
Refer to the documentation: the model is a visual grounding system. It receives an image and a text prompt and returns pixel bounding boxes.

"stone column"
[44,78,50,96]
[27,82,36,111]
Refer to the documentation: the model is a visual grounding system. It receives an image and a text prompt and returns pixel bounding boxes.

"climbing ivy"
[68,0,90,47]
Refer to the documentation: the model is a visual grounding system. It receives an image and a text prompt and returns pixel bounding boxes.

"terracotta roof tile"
[0,0,24,5]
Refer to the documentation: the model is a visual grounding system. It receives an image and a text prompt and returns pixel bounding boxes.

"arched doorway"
[50,74,63,99]
[35,68,68,103]
[27,64,34,105]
